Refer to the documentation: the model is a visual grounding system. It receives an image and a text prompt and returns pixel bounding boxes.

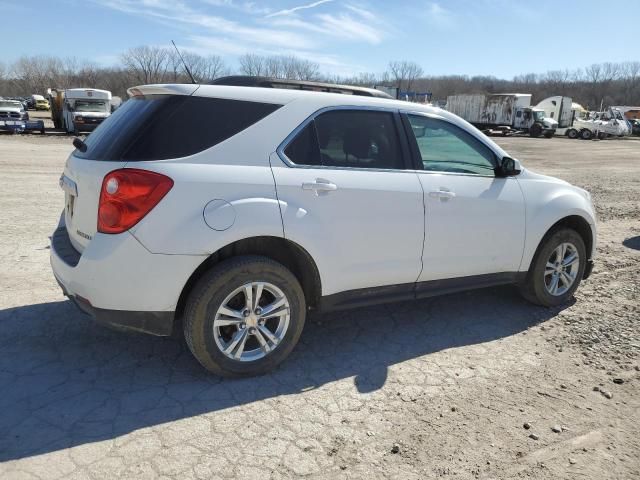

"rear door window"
[283,109,405,170]
[74,95,282,161]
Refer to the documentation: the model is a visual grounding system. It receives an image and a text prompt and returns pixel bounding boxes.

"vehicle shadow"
[622,235,640,251]
[0,286,567,462]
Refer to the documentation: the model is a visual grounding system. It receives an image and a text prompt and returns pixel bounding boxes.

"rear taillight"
[98,169,173,234]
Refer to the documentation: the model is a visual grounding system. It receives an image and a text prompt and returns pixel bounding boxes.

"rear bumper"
[50,213,205,336]
[57,279,174,336]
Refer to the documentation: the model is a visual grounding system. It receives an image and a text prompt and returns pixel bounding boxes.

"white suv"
[51,82,596,377]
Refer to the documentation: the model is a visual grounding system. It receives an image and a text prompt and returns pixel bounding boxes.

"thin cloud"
[265,0,333,18]
[426,2,455,28]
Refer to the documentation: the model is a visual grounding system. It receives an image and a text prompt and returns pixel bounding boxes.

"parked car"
[629,119,640,136]
[35,98,50,111]
[0,99,29,133]
[51,83,597,377]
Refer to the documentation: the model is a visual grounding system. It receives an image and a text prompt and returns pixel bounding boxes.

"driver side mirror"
[497,156,521,177]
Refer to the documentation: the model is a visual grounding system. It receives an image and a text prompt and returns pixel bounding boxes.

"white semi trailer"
[445,93,557,138]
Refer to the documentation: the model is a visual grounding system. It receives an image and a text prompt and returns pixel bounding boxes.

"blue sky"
[2,0,639,78]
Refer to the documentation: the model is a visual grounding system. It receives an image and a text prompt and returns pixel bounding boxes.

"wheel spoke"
[224,329,247,356]
[562,253,579,268]
[217,306,244,319]
[549,273,559,294]
[254,328,272,353]
[559,243,567,261]
[215,318,244,327]
[560,271,573,287]
[233,330,249,359]
[258,325,279,345]
[243,284,253,311]
[260,296,288,318]
[253,283,264,310]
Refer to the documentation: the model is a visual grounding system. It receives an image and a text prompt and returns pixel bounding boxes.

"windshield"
[0,101,22,109]
[74,100,108,113]
[533,111,545,122]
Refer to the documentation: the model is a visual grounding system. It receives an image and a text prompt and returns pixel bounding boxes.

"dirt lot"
[0,130,638,480]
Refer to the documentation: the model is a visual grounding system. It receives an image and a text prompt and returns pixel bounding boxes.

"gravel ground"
[0,130,638,480]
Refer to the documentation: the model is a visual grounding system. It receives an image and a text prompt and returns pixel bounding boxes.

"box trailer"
[446,93,557,137]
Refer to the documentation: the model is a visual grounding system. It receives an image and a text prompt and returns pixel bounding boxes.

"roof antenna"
[171,40,197,84]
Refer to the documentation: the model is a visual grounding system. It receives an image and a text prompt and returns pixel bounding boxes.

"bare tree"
[387,60,423,92]
[199,55,227,81]
[121,46,170,84]
[239,54,265,77]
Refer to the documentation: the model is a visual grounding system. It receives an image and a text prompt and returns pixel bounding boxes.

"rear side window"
[283,109,404,170]
[75,95,281,161]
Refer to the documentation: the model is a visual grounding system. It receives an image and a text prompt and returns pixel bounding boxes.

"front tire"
[519,228,586,307]
[566,128,578,139]
[183,256,306,377]
[530,123,542,138]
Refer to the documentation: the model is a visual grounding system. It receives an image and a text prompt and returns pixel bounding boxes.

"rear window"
[74,95,282,161]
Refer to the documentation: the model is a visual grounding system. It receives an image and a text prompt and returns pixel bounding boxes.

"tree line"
[1,46,638,109]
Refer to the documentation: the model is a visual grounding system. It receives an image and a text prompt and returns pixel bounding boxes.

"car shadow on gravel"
[622,235,640,251]
[0,286,567,462]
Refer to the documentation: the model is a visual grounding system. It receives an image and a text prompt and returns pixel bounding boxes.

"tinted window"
[407,115,496,175]
[284,122,321,166]
[284,110,404,170]
[75,95,281,161]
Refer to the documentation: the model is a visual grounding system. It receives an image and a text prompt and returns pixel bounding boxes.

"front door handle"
[302,178,338,194]
[429,189,456,200]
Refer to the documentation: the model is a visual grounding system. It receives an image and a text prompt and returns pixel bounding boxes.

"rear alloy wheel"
[184,256,306,377]
[213,281,291,362]
[519,228,586,307]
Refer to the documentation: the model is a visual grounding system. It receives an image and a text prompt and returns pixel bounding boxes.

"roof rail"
[209,76,393,99]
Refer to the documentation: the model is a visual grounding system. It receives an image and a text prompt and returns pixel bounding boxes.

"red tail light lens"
[98,169,173,234]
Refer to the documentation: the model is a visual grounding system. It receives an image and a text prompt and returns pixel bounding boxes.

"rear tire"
[519,228,586,307]
[580,128,593,140]
[183,255,306,377]
[567,128,578,139]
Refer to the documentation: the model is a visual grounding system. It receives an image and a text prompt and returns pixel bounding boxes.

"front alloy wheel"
[543,242,579,296]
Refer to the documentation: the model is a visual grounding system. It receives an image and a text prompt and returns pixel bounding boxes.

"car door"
[402,112,525,283]
[270,108,425,297]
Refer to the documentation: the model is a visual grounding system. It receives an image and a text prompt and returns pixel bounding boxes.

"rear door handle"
[429,189,456,200]
[302,178,338,194]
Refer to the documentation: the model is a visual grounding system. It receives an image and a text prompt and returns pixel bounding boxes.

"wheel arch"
[524,214,594,275]
[175,236,322,327]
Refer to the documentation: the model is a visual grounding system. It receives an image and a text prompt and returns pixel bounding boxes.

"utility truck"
[48,88,112,134]
[446,93,557,137]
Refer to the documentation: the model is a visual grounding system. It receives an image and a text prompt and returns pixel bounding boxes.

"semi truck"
[445,93,557,137]
[48,88,112,134]
[537,97,631,140]
[535,96,583,138]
